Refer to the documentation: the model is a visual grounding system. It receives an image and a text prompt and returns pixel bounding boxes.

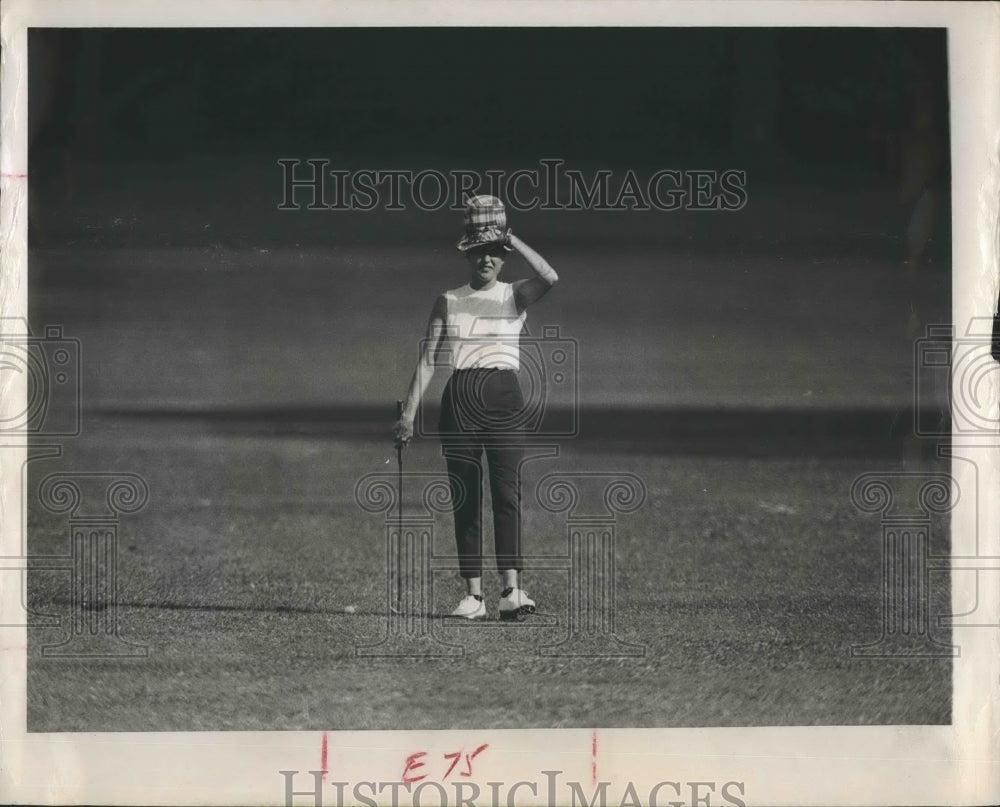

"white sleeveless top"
[443,281,526,370]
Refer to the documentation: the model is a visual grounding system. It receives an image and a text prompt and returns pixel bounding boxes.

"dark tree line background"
[25,28,949,262]
[30,28,946,176]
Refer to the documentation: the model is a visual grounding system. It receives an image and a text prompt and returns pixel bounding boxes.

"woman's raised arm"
[509,233,559,313]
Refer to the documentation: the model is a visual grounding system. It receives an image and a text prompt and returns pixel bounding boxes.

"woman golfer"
[393,195,559,620]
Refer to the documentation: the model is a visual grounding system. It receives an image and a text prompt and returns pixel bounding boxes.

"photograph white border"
[2,2,998,805]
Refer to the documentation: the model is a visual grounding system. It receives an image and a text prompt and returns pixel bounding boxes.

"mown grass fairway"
[27,421,950,730]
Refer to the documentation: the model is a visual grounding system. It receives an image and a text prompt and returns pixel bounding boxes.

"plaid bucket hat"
[456,195,513,252]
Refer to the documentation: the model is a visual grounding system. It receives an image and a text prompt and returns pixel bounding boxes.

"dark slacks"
[439,369,525,579]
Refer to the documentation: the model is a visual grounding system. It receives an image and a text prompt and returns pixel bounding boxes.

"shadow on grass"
[95,404,949,458]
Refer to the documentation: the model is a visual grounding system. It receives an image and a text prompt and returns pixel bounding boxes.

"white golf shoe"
[498,587,536,622]
[450,594,486,620]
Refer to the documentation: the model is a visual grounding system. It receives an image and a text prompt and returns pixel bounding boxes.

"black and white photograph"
[2,2,998,806]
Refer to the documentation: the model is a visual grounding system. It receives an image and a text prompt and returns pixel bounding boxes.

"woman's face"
[466,244,506,286]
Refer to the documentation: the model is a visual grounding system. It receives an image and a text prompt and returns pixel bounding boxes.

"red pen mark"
[464,744,488,777]
[2,173,26,179]
[442,750,462,780]
[320,731,328,781]
[591,730,598,785]
[442,743,489,779]
[404,745,490,783]
[402,751,428,784]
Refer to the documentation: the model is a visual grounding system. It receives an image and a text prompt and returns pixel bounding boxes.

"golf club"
[394,399,404,615]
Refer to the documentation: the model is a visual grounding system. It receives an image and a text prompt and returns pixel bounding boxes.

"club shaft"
[396,400,404,609]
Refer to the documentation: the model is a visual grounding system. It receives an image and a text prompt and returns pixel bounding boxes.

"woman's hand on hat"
[503,227,515,248]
